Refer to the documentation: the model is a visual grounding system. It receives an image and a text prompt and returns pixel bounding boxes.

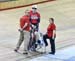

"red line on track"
[0,0,55,11]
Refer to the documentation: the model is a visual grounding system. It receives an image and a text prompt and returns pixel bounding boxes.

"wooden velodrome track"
[0,0,75,61]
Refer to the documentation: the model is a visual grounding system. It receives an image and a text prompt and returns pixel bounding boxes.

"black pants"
[43,34,55,53]
[31,23,39,31]
[28,33,37,50]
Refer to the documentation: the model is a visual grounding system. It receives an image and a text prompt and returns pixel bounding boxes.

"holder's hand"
[18,28,23,32]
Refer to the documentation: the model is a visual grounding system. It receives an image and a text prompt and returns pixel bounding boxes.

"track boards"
[16,51,46,59]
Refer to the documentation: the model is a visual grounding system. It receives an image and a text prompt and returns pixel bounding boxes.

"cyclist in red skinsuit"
[30,5,40,31]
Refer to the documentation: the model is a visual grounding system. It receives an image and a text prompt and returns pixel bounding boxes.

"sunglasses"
[32,8,37,9]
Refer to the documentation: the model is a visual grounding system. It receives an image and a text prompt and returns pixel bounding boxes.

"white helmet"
[32,5,37,9]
